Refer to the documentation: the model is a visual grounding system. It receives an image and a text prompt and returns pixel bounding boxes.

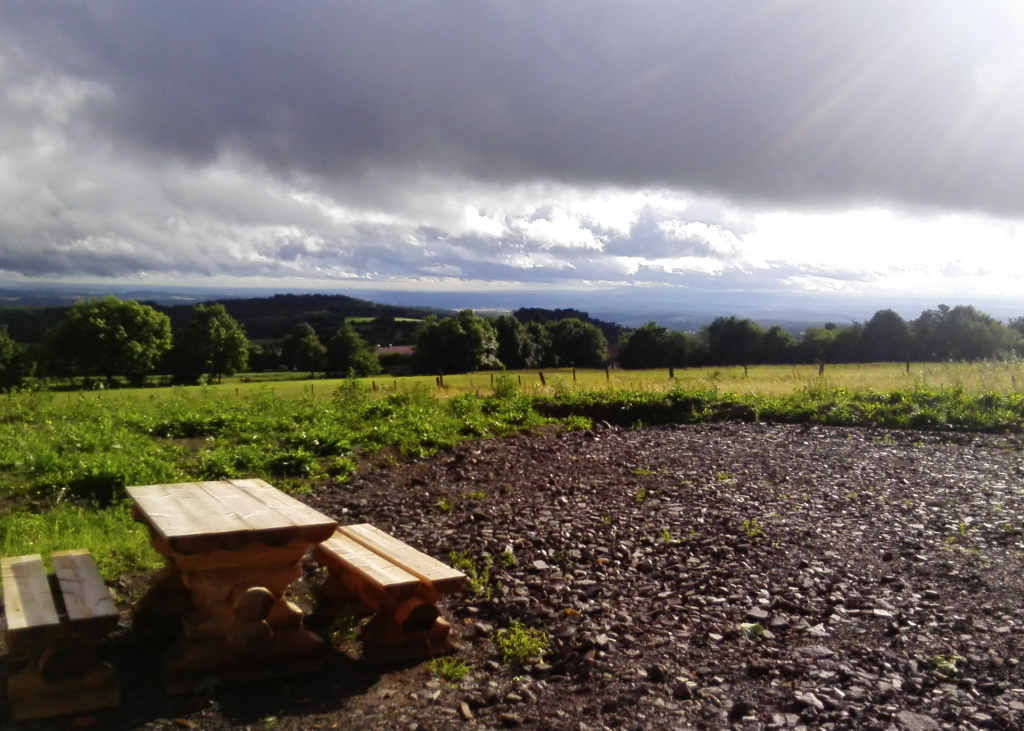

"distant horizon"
[4,280,1024,333]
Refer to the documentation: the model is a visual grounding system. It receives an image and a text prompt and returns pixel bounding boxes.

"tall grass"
[0,503,161,580]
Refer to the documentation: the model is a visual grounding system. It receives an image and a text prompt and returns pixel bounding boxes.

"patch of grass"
[630,468,655,476]
[0,503,162,581]
[464,490,486,500]
[437,497,456,512]
[634,486,647,503]
[493,621,550,664]
[427,657,470,685]
[742,519,764,540]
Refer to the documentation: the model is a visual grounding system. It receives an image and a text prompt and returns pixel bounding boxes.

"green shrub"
[493,621,549,664]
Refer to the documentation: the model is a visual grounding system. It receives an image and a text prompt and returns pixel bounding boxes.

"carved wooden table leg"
[138,534,326,694]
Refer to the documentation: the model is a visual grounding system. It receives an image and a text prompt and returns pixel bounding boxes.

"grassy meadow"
[5,360,1024,585]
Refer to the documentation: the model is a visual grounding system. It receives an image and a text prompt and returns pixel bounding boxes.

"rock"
[798,644,834,659]
[728,700,756,721]
[498,712,523,727]
[895,710,941,730]
[794,691,824,711]
[746,607,769,621]
[672,683,693,700]
[646,664,667,682]
[458,702,473,721]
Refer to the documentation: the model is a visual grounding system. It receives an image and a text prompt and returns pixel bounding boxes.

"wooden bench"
[312,524,467,663]
[2,550,120,720]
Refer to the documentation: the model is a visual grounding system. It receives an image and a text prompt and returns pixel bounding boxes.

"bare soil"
[5,422,1024,730]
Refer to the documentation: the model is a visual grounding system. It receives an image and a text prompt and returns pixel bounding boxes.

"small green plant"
[631,468,655,476]
[844,491,859,500]
[493,621,550,664]
[449,550,497,597]
[601,515,612,524]
[742,519,763,539]
[634,486,647,502]
[563,415,594,431]
[716,471,732,482]
[322,611,361,647]
[437,497,456,512]
[931,654,965,677]
[660,528,672,542]
[958,522,970,541]
[427,656,470,685]
[498,548,517,567]
[464,490,486,500]
[739,622,764,641]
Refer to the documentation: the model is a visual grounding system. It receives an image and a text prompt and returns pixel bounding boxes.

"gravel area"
[6,422,1024,730]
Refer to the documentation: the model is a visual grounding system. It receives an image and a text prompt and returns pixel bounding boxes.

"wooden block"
[314,532,421,610]
[2,555,60,662]
[52,549,119,638]
[2,555,60,632]
[337,524,467,597]
[8,660,119,721]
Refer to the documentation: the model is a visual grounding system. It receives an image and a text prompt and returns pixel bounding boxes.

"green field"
[62,360,1024,402]
[5,361,1024,584]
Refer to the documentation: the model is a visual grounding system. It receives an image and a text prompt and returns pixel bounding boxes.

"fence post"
[539,372,546,386]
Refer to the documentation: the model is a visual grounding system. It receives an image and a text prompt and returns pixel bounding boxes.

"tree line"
[618,305,1024,368]
[0,296,383,391]
[1,297,1023,392]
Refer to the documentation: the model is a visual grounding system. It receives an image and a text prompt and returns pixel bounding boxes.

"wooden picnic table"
[127,479,337,693]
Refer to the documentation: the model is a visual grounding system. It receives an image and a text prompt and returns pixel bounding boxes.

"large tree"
[547,318,607,368]
[45,297,172,387]
[862,309,911,362]
[171,303,250,384]
[618,322,670,369]
[913,305,1016,361]
[415,310,502,374]
[282,323,327,377]
[326,323,381,377]
[703,317,765,366]
[0,326,28,392]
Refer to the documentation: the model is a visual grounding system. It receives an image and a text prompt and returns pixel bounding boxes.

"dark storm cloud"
[3,1,1023,216]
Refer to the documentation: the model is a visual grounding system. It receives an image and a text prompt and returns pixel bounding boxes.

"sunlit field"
[7,359,1024,578]
[54,360,1024,403]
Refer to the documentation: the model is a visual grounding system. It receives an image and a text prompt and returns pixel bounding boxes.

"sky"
[2,1,1024,305]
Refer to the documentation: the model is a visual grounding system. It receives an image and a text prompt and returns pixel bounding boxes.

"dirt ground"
[4,422,1024,730]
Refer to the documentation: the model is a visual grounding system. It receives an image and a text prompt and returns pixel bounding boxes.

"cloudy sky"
[2,1,1024,302]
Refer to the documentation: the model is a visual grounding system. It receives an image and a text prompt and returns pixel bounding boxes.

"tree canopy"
[282,323,327,377]
[546,318,607,368]
[326,323,381,377]
[172,303,250,384]
[44,297,172,386]
[415,310,502,374]
[0,326,28,392]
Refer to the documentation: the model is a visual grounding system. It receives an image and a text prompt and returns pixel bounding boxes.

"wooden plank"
[126,483,211,539]
[52,549,119,628]
[1,555,59,631]
[317,532,421,604]
[127,480,336,542]
[230,479,337,541]
[338,524,467,596]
